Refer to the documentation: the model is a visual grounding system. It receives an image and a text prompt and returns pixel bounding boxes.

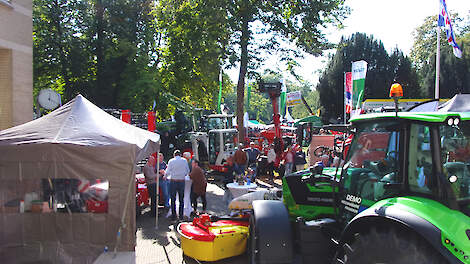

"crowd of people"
[222,139,307,186]
[143,149,207,221]
[141,139,310,221]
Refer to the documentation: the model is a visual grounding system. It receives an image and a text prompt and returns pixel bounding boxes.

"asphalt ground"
[135,176,283,264]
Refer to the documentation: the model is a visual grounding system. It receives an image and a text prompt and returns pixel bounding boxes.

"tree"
[226,0,349,142]
[155,0,232,118]
[316,33,419,123]
[410,14,470,98]
[33,0,160,111]
[33,0,92,101]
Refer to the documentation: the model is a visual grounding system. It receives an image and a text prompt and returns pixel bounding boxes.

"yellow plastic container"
[178,221,249,261]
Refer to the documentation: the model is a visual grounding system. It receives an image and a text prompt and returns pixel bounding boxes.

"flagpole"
[435,25,441,99]
[155,152,160,229]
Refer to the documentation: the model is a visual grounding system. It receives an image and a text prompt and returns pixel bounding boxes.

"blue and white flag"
[438,0,462,58]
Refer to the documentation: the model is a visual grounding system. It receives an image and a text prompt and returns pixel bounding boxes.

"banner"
[280,79,287,117]
[344,72,352,114]
[286,91,302,107]
[352,60,367,109]
[217,68,222,114]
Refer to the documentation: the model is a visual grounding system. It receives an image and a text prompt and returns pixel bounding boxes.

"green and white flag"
[217,68,223,114]
[280,79,287,117]
[352,60,367,110]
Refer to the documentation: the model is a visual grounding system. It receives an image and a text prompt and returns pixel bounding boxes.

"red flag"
[344,72,353,114]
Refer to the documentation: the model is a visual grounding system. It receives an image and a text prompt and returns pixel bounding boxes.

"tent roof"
[0,95,160,160]
[438,94,470,112]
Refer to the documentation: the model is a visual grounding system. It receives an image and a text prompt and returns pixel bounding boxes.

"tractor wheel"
[247,215,258,264]
[343,228,445,264]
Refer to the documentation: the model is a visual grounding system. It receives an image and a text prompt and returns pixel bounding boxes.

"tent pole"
[155,152,160,229]
[435,26,441,99]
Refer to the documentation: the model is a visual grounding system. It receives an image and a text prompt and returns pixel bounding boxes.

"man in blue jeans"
[156,153,169,211]
[165,150,190,220]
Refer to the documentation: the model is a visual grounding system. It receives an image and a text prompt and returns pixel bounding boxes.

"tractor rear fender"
[251,200,293,264]
[340,206,460,264]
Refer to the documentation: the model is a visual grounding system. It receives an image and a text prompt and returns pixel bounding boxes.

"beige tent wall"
[0,143,137,263]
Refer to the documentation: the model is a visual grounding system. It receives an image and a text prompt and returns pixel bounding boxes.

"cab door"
[338,120,404,223]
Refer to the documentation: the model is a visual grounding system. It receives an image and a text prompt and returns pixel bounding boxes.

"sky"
[227,0,470,86]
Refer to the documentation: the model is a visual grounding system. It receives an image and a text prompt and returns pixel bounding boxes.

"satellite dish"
[37,89,60,110]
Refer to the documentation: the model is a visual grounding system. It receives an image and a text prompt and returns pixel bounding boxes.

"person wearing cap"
[165,150,190,220]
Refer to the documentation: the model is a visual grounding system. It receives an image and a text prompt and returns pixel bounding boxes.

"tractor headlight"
[447,117,460,126]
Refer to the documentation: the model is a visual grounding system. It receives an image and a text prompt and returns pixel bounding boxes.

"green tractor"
[248,111,470,263]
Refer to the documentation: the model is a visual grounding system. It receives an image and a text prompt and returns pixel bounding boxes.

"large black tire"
[342,228,446,264]
[247,216,258,264]
[247,200,293,264]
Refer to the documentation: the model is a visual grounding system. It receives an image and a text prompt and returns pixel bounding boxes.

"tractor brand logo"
[345,194,362,204]
[342,194,362,214]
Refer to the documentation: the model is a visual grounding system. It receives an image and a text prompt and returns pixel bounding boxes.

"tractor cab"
[208,128,238,173]
[338,113,470,223]
[200,114,235,132]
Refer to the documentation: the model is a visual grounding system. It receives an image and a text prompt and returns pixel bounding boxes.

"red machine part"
[136,174,150,207]
[147,111,156,132]
[121,110,131,124]
[179,214,249,242]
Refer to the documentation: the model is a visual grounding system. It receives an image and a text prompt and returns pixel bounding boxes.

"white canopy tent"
[0,95,160,263]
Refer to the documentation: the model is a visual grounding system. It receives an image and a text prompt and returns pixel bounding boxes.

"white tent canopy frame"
[0,95,160,263]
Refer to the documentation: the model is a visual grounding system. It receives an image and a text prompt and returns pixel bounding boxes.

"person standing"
[284,144,294,176]
[157,153,170,211]
[143,156,158,217]
[245,142,260,180]
[189,160,207,214]
[267,144,276,183]
[160,131,170,160]
[233,143,248,178]
[294,145,307,172]
[165,150,190,220]
[183,152,193,172]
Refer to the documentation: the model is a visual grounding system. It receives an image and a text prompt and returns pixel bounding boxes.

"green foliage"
[290,86,320,119]
[410,14,470,98]
[317,33,419,123]
[156,0,230,113]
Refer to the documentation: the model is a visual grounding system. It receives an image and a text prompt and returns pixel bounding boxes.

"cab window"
[408,124,433,194]
[342,121,401,204]
[440,122,470,206]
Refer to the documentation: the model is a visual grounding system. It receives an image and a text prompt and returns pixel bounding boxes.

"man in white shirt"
[165,150,190,220]
[267,145,276,183]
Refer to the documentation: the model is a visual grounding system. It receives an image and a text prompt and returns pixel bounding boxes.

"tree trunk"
[236,8,250,145]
